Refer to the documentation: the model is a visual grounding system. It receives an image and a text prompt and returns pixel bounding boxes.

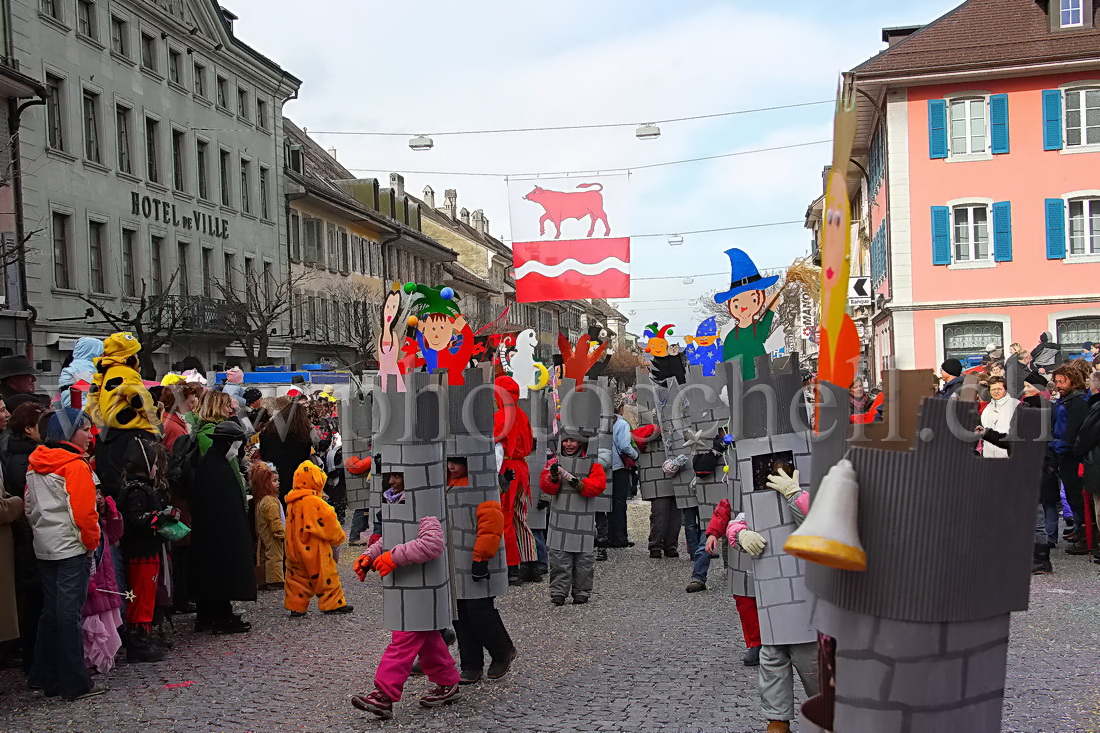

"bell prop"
[783,459,867,571]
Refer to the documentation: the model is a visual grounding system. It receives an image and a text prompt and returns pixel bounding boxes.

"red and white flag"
[508,174,629,303]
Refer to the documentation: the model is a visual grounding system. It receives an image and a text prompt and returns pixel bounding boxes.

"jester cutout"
[684,317,723,377]
[644,323,687,385]
[714,249,780,381]
[404,282,476,385]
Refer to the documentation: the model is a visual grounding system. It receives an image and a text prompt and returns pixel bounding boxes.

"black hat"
[243,388,263,405]
[1024,372,1049,388]
[940,358,963,378]
[211,419,246,442]
[0,355,40,380]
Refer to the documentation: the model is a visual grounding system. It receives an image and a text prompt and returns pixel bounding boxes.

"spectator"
[159,382,202,452]
[222,367,246,406]
[260,399,316,502]
[1082,342,1096,363]
[250,462,285,591]
[936,359,965,400]
[56,338,103,409]
[4,402,47,499]
[1049,365,1091,555]
[0,397,20,650]
[80,489,124,674]
[1031,332,1063,375]
[0,355,41,404]
[849,379,873,417]
[605,399,638,548]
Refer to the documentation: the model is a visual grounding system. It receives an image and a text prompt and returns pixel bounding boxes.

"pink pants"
[374,630,459,701]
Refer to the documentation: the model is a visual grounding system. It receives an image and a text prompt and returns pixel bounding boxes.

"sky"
[228,0,961,338]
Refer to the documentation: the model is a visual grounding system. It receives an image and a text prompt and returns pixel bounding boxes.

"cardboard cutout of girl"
[377,283,407,392]
[714,248,779,381]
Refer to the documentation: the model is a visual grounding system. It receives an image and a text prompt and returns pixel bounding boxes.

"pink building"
[845,0,1100,380]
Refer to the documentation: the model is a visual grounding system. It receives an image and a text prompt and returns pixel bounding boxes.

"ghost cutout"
[510,329,539,399]
[684,316,723,377]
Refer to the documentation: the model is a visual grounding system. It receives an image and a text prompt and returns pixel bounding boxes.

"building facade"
[15,0,299,374]
[840,0,1100,382]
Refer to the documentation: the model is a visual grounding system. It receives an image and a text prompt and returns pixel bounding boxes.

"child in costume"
[540,437,607,605]
[250,462,285,590]
[493,376,539,583]
[704,497,762,666]
[81,487,124,673]
[714,249,779,381]
[284,460,351,617]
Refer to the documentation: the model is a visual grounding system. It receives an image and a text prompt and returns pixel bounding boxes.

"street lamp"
[409,135,434,151]
[636,124,661,140]
[668,234,684,246]
[682,277,694,285]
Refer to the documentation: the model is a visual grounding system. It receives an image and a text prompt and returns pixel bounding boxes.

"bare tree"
[211,266,313,370]
[693,290,733,328]
[79,269,187,379]
[604,348,645,389]
[313,280,385,373]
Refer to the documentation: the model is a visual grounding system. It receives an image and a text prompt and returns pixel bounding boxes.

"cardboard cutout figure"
[684,317,723,377]
[505,329,541,399]
[715,249,778,381]
[377,283,407,392]
[645,323,687,385]
[405,283,476,385]
[557,333,609,385]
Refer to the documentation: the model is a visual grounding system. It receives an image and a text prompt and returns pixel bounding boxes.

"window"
[115,105,131,173]
[1061,0,1084,27]
[40,0,61,21]
[177,242,190,296]
[140,32,157,72]
[1065,87,1100,147]
[145,117,159,182]
[172,129,185,191]
[1058,316,1100,359]
[302,217,320,263]
[110,16,127,56]
[193,62,206,98]
[326,223,337,269]
[262,261,273,305]
[219,149,231,206]
[239,158,251,214]
[1068,198,1100,255]
[259,166,269,219]
[223,252,235,287]
[168,48,182,85]
[256,98,268,130]
[949,98,986,155]
[201,248,212,297]
[81,90,100,163]
[77,0,96,39]
[89,220,105,292]
[340,229,349,273]
[952,204,989,262]
[216,75,228,109]
[45,74,64,151]
[244,256,255,287]
[943,321,1003,365]
[150,235,163,295]
[196,140,209,200]
[289,212,301,261]
[52,212,71,289]
[237,87,249,120]
[122,228,136,297]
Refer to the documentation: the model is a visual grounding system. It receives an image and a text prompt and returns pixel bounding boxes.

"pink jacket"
[725,491,809,548]
[83,498,125,617]
[365,515,444,567]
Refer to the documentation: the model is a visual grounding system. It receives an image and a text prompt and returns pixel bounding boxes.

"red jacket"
[539,455,607,498]
[706,498,731,538]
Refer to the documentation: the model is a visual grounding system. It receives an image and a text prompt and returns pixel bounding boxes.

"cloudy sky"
[230,0,960,337]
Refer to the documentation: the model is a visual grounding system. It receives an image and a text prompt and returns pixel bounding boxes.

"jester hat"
[403,282,461,318]
[643,323,674,340]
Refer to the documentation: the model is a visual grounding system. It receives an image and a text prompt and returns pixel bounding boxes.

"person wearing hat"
[935,358,965,400]
[0,354,42,404]
[87,332,160,500]
[222,367,246,406]
[57,337,103,408]
[713,249,780,381]
[1082,341,1096,363]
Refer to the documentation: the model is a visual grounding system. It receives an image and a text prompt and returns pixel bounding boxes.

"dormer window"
[1061,0,1084,27]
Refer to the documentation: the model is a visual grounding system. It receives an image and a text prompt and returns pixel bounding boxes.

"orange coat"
[284,460,347,613]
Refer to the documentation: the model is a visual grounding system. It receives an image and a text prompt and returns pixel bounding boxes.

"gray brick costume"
[727,355,818,724]
[521,390,554,535]
[666,365,732,523]
[545,378,612,602]
[634,370,681,555]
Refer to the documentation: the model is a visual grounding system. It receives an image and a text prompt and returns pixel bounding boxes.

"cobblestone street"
[2,503,1099,733]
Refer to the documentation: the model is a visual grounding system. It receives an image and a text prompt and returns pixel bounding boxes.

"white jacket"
[981,396,1020,459]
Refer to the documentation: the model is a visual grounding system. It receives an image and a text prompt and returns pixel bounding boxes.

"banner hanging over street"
[507,174,630,303]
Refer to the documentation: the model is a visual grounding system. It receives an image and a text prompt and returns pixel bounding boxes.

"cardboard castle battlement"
[521,388,555,533]
[633,368,675,501]
[665,363,734,519]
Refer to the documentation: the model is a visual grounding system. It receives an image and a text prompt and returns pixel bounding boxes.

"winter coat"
[364,515,445,567]
[936,376,965,400]
[0,486,23,642]
[611,415,639,471]
[1031,332,1063,372]
[284,461,343,597]
[539,455,608,498]
[706,498,732,538]
[87,356,160,435]
[189,437,256,603]
[24,443,100,560]
[4,434,39,499]
[1051,389,1090,455]
[259,428,313,502]
[83,498,124,618]
[58,337,103,408]
[254,494,285,585]
[980,396,1020,459]
[161,412,189,452]
[1075,400,1100,494]
[118,477,168,560]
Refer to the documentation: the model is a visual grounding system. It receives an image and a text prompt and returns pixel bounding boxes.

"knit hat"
[1024,372,1049,389]
[46,407,88,443]
[161,373,185,386]
[102,331,141,359]
[242,388,263,406]
[226,367,244,384]
[1085,341,1095,350]
[940,358,963,378]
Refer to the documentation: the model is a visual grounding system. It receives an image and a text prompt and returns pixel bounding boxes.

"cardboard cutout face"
[727,289,765,328]
[421,315,460,351]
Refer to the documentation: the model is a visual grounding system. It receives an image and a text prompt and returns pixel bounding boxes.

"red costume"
[493,376,536,567]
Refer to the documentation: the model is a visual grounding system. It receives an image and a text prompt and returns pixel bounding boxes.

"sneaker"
[1066,541,1090,555]
[289,611,307,619]
[743,645,761,666]
[487,647,517,679]
[649,549,663,559]
[685,580,706,593]
[1032,561,1053,574]
[322,604,354,615]
[551,596,566,607]
[664,548,679,558]
[572,596,589,605]
[459,668,483,685]
[419,682,461,708]
[595,548,608,561]
[65,682,107,701]
[351,687,393,719]
[211,617,251,635]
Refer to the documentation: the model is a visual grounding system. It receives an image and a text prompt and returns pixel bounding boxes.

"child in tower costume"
[405,283,476,385]
[727,467,818,733]
[714,249,779,381]
[493,376,540,583]
[284,460,352,617]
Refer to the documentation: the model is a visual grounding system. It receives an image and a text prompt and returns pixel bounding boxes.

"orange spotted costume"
[284,460,349,613]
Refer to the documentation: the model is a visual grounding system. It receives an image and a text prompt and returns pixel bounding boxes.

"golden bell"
[783,458,867,571]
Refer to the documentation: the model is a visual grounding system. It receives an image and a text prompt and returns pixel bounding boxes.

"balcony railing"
[162,295,243,334]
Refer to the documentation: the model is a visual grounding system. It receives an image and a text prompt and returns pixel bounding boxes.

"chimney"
[443,189,457,218]
[219,6,238,31]
[881,25,921,47]
[422,185,435,209]
[327,148,337,161]
[459,207,470,225]
[472,209,488,234]
[389,173,405,198]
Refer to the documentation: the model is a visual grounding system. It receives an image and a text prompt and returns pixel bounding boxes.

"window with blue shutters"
[1045,198,1066,258]
[931,206,951,264]
[992,201,1012,261]
[989,94,1009,154]
[1042,90,1064,150]
[928,99,948,159]
[870,220,888,284]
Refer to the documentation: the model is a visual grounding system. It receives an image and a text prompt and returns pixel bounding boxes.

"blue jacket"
[610,415,638,471]
[1051,390,1090,455]
[58,337,104,408]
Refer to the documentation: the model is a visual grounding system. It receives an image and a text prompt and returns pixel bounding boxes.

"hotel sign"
[131,192,230,239]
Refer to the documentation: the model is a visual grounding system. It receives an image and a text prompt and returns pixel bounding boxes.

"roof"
[853,0,1100,79]
[442,261,500,295]
[211,3,302,87]
[409,193,513,259]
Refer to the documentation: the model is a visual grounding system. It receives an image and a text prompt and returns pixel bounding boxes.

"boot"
[1065,540,1090,555]
[742,645,761,666]
[351,685,393,719]
[1032,543,1053,574]
[126,628,166,663]
[507,567,523,586]
[519,562,544,583]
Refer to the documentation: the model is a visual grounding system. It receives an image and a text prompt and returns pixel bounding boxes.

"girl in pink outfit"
[82,491,125,673]
[351,481,460,719]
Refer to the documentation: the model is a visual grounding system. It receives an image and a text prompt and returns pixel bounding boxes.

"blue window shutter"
[1045,198,1066,259]
[992,201,1012,261]
[931,206,951,265]
[990,94,1010,154]
[1042,90,1063,151]
[928,99,948,159]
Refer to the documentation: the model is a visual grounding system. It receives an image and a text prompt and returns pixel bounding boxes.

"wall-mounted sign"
[131,192,230,239]
[848,276,871,305]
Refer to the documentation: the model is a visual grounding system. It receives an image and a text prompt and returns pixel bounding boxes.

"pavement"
[2,501,1099,732]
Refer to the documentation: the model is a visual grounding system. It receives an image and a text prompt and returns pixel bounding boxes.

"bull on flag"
[507,174,630,303]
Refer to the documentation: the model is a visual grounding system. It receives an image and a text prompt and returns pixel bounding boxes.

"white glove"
[766,468,801,499]
[738,529,767,556]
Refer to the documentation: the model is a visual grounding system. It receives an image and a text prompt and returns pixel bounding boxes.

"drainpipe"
[381,231,401,284]
[12,93,45,359]
[284,190,308,338]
